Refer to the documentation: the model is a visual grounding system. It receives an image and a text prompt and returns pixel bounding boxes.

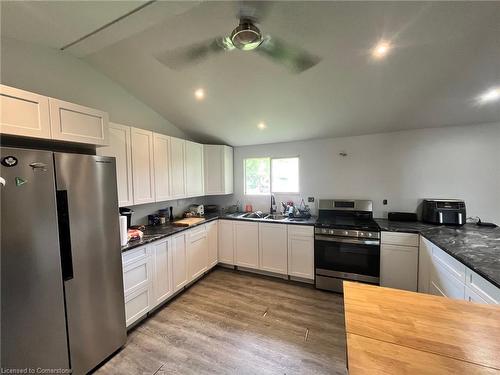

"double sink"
[225,212,308,223]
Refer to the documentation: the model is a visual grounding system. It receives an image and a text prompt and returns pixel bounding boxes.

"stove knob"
[343,231,348,236]
[329,229,334,235]
[359,232,365,237]
[368,233,372,237]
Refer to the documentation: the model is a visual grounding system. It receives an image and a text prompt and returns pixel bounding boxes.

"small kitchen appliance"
[188,204,204,216]
[314,199,380,293]
[422,199,466,225]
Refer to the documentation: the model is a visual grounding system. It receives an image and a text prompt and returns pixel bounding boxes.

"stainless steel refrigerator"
[1,148,126,374]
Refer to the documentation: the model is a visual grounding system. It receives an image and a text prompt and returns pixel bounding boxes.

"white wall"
[0,36,185,138]
[208,123,500,223]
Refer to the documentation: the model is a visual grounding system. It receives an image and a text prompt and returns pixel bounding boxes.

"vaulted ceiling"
[2,1,499,146]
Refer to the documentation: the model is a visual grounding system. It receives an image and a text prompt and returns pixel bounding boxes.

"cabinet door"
[0,84,51,139]
[187,226,208,281]
[97,123,133,207]
[172,233,188,292]
[287,231,314,280]
[465,286,488,304]
[153,133,171,202]
[429,260,465,300]
[207,221,218,268]
[218,220,235,265]
[235,222,259,269]
[418,237,433,293]
[131,127,155,204]
[259,223,287,274]
[49,98,109,145]
[124,286,152,328]
[152,239,173,308]
[203,145,223,195]
[465,268,500,304]
[380,244,418,291]
[185,141,204,197]
[223,146,233,194]
[169,137,186,199]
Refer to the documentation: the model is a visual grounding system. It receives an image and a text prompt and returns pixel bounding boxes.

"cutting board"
[173,217,206,227]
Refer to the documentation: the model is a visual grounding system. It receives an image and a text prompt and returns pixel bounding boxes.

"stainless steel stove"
[314,199,380,293]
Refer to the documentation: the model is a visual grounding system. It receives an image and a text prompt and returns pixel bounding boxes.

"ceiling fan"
[155,1,321,73]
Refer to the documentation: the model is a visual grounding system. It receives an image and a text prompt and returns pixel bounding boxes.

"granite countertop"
[220,212,317,226]
[122,214,219,252]
[376,219,500,288]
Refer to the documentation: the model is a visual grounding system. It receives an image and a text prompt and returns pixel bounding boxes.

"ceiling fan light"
[230,22,262,51]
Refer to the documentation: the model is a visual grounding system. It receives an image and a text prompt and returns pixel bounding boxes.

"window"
[271,157,299,193]
[244,158,270,195]
[244,157,299,195]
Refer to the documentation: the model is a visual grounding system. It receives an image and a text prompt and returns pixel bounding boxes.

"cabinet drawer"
[123,255,152,296]
[124,286,151,327]
[287,225,314,237]
[466,268,499,304]
[188,225,207,242]
[465,285,488,304]
[381,232,419,247]
[431,245,466,283]
[429,260,465,300]
[122,246,148,267]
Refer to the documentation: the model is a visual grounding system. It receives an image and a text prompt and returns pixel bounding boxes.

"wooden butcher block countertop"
[343,282,500,374]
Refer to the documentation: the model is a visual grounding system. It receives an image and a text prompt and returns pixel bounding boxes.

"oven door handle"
[315,234,380,246]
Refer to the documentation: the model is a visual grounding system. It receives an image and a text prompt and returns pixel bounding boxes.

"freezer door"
[0,148,69,370]
[54,153,126,374]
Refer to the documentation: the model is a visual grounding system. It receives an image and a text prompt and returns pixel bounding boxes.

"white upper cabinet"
[0,84,51,139]
[259,223,288,275]
[131,127,155,205]
[153,133,171,202]
[204,145,233,195]
[169,137,186,199]
[97,123,133,207]
[185,141,204,197]
[49,98,109,145]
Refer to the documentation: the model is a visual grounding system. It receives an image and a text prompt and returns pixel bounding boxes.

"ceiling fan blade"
[237,0,271,23]
[257,36,321,73]
[155,37,234,70]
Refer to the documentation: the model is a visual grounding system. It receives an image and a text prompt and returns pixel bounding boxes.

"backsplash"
[126,197,208,225]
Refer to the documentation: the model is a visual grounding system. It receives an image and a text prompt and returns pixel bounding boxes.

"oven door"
[315,235,380,284]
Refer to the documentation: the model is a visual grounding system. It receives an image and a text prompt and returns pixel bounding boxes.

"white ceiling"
[2,1,500,146]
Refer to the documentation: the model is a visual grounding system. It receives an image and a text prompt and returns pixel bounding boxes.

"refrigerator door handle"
[56,190,74,281]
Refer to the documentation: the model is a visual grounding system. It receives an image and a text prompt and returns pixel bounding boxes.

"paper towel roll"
[119,215,128,246]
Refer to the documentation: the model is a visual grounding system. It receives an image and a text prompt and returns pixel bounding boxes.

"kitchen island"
[343,281,500,374]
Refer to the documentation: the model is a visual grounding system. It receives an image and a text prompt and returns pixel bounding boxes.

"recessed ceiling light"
[257,122,266,130]
[372,40,392,59]
[477,87,500,104]
[194,88,205,100]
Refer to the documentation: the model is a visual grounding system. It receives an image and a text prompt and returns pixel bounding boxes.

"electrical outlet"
[308,197,314,203]
[383,199,388,205]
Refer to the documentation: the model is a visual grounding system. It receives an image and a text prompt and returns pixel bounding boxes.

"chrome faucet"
[270,194,276,214]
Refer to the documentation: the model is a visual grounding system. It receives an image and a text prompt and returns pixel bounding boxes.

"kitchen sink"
[240,212,265,219]
[264,214,288,221]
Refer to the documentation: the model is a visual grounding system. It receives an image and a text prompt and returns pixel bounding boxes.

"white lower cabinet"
[380,245,418,292]
[287,225,314,280]
[151,238,173,308]
[235,221,259,269]
[429,259,465,300]
[172,232,188,292]
[218,220,235,264]
[418,237,433,293]
[465,285,487,303]
[207,221,218,268]
[122,245,153,327]
[259,223,288,275]
[187,225,209,282]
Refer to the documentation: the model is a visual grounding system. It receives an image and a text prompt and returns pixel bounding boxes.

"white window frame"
[271,156,300,194]
[243,156,300,196]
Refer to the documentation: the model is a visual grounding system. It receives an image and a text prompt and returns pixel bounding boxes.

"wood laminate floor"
[96,268,347,375]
